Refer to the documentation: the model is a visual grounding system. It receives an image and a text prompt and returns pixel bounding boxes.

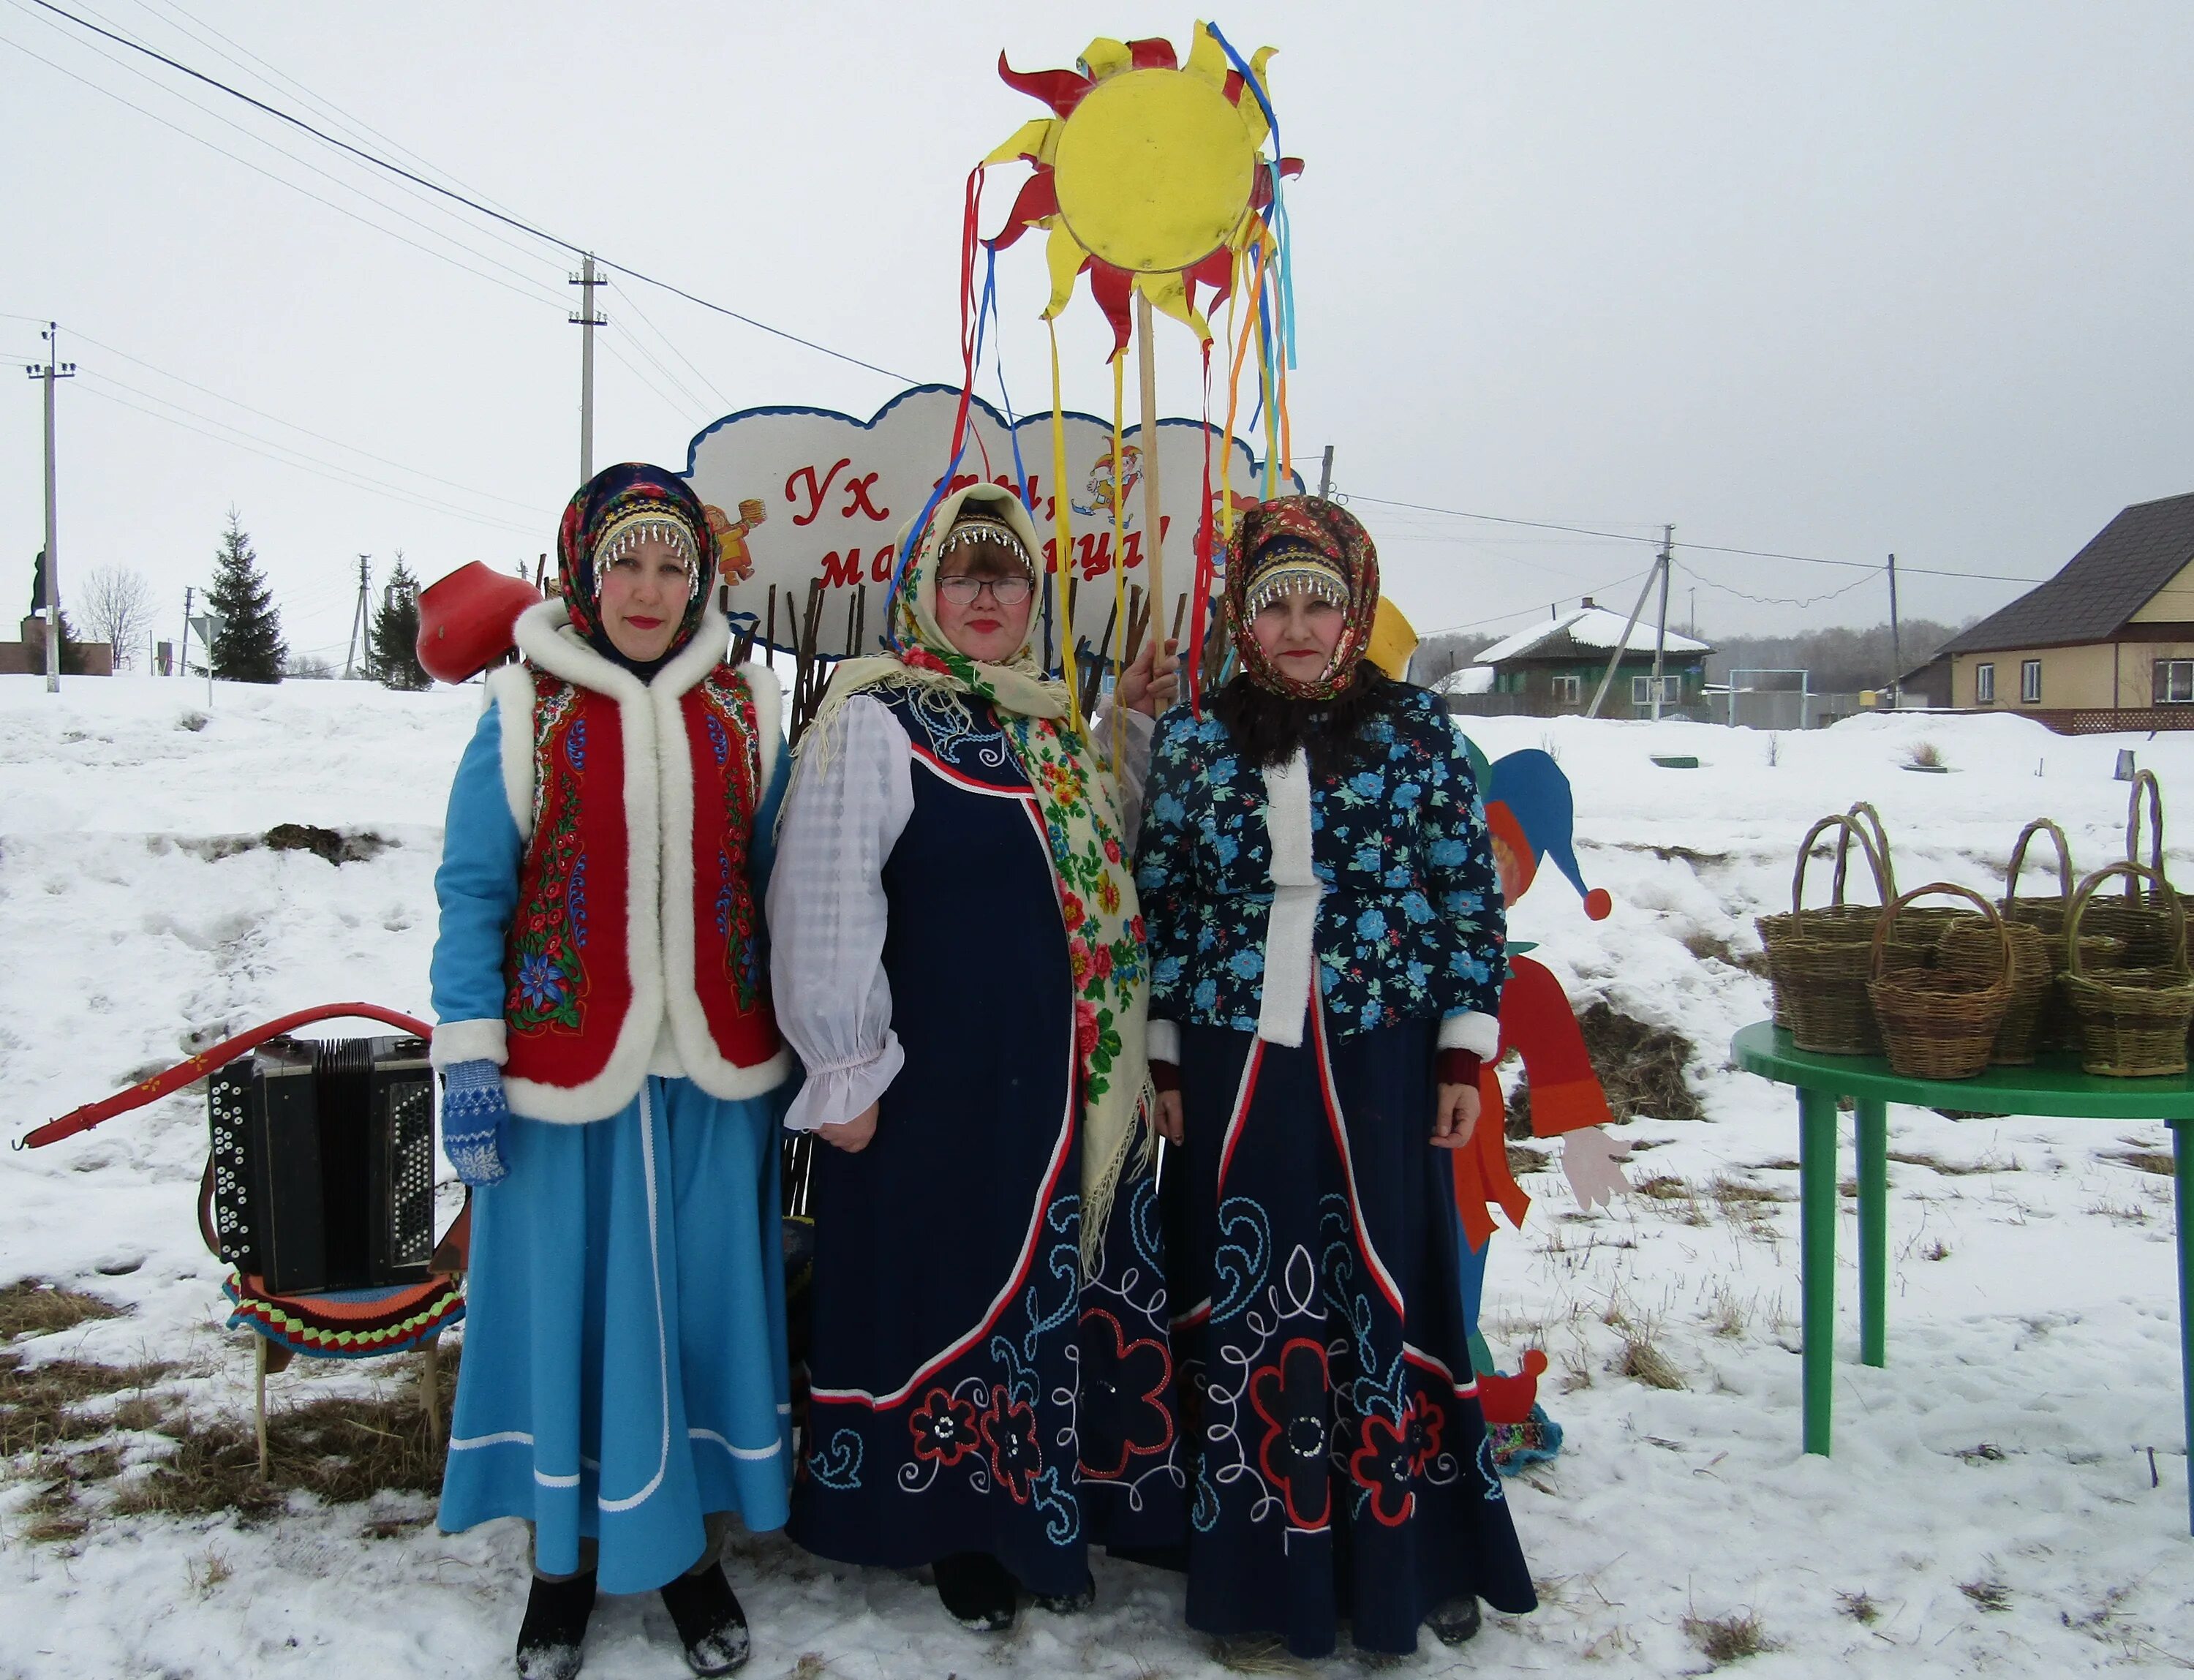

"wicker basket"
[1761,815,1891,1053]
[2081,772,2176,968]
[1936,916,2048,1064]
[2062,860,2194,1077]
[1867,885,2014,1080]
[1997,818,2127,1050]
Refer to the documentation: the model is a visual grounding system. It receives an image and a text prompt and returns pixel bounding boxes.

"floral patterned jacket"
[1134,682,1507,1039]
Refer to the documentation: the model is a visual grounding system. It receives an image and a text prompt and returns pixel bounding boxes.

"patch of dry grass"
[0,1354,176,1456]
[1618,1330,1686,1392]
[2106,1150,2174,1178]
[1213,1636,1309,1674]
[6,1344,455,1541]
[1889,1148,2015,1177]
[1834,1590,1880,1624]
[1506,1003,1703,1134]
[1683,1611,1776,1665]
[1959,1578,2012,1613]
[0,1280,122,1342]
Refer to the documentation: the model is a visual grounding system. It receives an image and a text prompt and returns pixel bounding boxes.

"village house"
[1901,490,2194,731]
[1447,600,1711,719]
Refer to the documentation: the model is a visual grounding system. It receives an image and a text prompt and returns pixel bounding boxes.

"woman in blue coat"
[1137,497,1537,1660]
[430,463,791,1679]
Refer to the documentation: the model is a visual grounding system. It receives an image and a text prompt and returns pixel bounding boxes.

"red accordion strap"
[16,1003,434,1151]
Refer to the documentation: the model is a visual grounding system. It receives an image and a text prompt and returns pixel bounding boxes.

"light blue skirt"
[439,1074,791,1593]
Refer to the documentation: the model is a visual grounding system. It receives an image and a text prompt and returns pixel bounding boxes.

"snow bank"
[1,674,2188,1675]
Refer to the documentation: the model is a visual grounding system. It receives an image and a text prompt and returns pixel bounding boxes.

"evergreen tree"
[207,508,287,683]
[368,554,431,690]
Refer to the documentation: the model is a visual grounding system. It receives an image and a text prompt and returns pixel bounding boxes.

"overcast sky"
[4,1,2191,668]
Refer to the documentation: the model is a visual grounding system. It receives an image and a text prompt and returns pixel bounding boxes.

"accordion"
[206,1034,438,1295]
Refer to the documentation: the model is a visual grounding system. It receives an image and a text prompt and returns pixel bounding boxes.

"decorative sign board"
[683,383,1300,659]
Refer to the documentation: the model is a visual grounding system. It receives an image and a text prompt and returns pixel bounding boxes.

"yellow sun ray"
[1134,270,1210,342]
[984,117,1058,167]
[1184,22,1229,89]
[1079,37,1134,80]
[1042,221,1086,319]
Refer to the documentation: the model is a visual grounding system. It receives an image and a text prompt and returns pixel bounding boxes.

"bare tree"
[79,565,157,671]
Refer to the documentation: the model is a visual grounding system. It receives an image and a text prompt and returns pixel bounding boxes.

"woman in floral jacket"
[1137,497,1537,1660]
[766,483,1183,1632]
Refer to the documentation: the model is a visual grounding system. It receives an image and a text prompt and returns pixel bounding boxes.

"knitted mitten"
[441,1058,510,1187]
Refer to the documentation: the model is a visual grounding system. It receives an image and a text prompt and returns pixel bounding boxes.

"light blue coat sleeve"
[431,701,523,1044]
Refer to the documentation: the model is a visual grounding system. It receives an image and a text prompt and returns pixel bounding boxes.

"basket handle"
[1794,813,1886,927]
[2067,859,2189,979]
[2125,769,2165,899]
[2003,818,2073,915]
[1869,881,2011,996]
[1833,801,1898,903]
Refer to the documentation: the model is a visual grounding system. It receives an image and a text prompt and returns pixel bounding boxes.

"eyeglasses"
[938,574,1033,606]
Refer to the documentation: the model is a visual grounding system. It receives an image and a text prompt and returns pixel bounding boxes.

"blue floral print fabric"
[1136,683,1507,1036]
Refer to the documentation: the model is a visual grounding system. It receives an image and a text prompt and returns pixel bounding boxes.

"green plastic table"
[1730,1021,2193,1533]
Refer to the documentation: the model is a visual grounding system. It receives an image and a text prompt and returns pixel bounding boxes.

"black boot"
[932,1551,1017,1632]
[516,1572,597,1680]
[659,1563,751,1676]
[1425,1594,1482,1646]
[1030,1571,1095,1614]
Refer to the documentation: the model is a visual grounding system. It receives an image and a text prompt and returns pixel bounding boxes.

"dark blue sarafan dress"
[1138,682,1537,1657]
[777,690,1183,1597]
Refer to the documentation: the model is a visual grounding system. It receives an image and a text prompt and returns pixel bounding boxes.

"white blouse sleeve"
[1090,698,1158,855]
[766,694,916,1132]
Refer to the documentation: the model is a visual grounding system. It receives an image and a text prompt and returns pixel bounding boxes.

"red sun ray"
[986,166,1058,250]
[1087,261,1134,356]
[1223,69,1244,103]
[998,54,1094,118]
[1185,246,1235,317]
[1127,37,1179,70]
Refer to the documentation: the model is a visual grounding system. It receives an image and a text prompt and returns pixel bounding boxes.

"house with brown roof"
[1901,491,2194,731]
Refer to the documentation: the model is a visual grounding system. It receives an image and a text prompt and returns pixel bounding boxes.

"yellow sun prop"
[985,23,1294,353]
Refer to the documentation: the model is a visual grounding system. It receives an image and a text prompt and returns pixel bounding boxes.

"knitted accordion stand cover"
[223,1270,465,1360]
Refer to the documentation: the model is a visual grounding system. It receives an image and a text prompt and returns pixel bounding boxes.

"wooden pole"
[1135,291,1166,644]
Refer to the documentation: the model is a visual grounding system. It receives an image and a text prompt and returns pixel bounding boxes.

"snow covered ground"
[1,673,2189,1676]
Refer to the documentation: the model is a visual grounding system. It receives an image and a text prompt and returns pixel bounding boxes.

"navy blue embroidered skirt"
[788,695,1183,1594]
[1165,1006,1536,1657]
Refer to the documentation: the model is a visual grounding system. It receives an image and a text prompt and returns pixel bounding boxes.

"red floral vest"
[501,663,782,1102]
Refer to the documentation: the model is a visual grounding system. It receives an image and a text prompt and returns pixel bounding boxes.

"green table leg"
[1798,1088,1839,1455]
[1857,1099,1888,1368]
[2175,1118,2193,1537]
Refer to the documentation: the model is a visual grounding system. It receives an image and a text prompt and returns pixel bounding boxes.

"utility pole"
[1650,524,1673,721]
[1586,558,1660,719]
[1316,444,1335,499]
[342,553,373,678]
[25,323,75,694]
[570,255,606,486]
[179,584,193,677]
[1886,552,1903,707]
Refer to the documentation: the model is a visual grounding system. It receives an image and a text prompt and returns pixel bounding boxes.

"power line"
[4,0,571,295]
[72,380,543,534]
[0,27,573,312]
[23,0,924,385]
[1671,555,1878,611]
[1343,491,2048,586]
[69,328,549,512]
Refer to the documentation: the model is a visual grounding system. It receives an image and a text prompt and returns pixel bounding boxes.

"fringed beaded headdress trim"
[938,513,1035,574]
[591,509,700,581]
[1243,539,1351,618]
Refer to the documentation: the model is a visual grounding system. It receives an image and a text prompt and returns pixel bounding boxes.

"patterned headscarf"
[555,462,714,666]
[804,483,1153,1275]
[1226,496,1381,700]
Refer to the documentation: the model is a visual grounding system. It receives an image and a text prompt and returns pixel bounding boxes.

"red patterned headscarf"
[1226,496,1381,700]
[554,462,713,660]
